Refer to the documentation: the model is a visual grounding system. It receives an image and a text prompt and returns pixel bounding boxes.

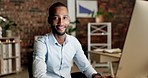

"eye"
[52,16,59,20]
[63,16,69,20]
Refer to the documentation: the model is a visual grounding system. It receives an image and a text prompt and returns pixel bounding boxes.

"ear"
[48,17,52,24]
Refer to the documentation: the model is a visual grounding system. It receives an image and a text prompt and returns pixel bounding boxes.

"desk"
[89,51,121,62]
[88,51,121,77]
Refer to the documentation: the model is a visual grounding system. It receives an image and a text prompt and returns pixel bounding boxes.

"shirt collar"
[50,32,69,45]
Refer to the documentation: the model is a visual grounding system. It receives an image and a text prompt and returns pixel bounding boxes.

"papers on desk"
[93,48,122,54]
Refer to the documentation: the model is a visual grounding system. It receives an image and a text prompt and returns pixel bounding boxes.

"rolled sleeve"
[73,39,97,78]
[32,38,48,78]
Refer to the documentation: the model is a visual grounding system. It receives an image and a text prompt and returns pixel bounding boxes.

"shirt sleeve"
[73,39,97,78]
[32,38,48,78]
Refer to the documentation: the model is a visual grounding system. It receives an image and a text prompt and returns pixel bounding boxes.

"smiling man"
[32,2,104,78]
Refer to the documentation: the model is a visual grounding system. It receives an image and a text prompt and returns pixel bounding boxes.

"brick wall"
[76,0,135,52]
[0,0,66,65]
[0,0,135,65]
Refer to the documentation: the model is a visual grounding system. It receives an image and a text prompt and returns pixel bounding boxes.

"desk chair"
[87,23,115,76]
[27,51,33,78]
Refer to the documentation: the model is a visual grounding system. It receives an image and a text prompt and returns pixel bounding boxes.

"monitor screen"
[116,0,148,78]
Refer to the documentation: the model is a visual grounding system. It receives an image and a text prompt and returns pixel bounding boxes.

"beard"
[51,25,67,36]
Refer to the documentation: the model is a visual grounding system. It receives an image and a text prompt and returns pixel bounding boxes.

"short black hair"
[48,2,67,17]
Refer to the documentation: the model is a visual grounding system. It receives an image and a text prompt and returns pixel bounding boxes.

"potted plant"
[5,20,17,37]
[66,20,80,35]
[90,7,114,22]
[0,16,18,37]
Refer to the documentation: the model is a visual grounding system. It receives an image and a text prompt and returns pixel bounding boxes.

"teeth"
[59,26,64,28]
[58,26,65,31]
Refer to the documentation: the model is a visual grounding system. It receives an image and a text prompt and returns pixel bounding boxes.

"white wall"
[67,0,76,36]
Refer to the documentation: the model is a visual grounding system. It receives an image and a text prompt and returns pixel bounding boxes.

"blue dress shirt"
[33,32,97,78]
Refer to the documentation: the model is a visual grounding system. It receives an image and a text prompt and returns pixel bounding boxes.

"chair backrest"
[27,51,33,78]
[87,22,112,51]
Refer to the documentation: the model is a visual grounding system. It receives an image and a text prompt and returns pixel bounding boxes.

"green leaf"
[5,23,10,30]
[0,19,2,24]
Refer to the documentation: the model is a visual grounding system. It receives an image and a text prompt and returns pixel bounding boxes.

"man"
[32,2,106,78]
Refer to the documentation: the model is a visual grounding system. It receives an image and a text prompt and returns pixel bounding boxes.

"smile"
[57,26,66,31]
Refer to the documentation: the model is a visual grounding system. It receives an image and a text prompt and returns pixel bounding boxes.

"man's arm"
[72,38,99,78]
[92,73,102,78]
[32,39,48,78]
[72,38,113,78]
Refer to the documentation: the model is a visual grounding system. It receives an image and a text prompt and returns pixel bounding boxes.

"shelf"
[0,37,21,76]
[3,56,20,60]
[0,70,21,76]
[0,37,20,43]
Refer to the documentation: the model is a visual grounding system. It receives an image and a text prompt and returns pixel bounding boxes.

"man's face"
[50,6,70,35]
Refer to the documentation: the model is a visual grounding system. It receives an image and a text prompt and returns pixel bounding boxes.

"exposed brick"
[0,0,66,65]
[0,0,135,65]
[77,0,135,51]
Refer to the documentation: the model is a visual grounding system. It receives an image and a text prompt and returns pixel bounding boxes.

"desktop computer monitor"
[116,0,148,78]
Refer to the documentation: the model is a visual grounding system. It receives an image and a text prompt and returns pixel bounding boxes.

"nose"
[57,18,63,25]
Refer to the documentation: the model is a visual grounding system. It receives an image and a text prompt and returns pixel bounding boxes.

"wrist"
[92,73,101,78]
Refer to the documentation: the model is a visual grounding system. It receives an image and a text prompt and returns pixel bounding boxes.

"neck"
[54,34,66,45]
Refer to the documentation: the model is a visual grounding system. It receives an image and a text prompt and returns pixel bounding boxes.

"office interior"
[0,0,148,78]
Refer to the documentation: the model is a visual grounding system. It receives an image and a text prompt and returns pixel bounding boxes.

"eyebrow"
[53,14,69,17]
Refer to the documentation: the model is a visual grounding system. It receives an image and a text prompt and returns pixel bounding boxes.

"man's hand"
[93,75,112,78]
